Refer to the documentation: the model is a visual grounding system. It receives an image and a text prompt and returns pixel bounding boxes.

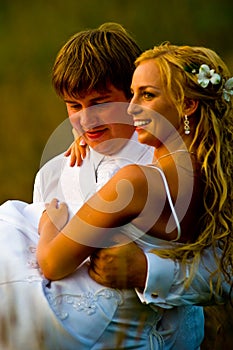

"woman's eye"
[143,92,154,100]
[129,90,134,98]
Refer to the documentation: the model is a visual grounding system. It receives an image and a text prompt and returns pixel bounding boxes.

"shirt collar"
[90,132,139,170]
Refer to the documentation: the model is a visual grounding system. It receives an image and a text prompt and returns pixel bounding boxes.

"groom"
[33,23,229,348]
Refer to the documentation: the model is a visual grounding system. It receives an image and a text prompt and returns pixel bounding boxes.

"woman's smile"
[133,119,152,128]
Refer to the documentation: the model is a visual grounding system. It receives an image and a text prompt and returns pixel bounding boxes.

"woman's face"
[129,59,180,148]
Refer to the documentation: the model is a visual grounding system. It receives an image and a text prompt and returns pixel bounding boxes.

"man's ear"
[183,99,199,116]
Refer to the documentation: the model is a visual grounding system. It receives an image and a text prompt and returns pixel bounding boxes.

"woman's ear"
[183,99,199,116]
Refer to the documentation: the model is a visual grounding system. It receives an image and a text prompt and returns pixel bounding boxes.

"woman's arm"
[37,164,148,280]
[37,199,94,280]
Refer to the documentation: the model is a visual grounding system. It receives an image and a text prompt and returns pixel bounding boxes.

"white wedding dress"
[0,200,166,349]
[0,173,204,349]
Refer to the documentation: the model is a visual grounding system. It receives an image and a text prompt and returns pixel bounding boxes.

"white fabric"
[0,200,164,349]
[142,250,228,307]
[0,200,204,349]
[32,136,204,348]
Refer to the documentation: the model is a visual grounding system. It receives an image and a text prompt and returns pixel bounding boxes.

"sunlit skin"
[65,85,135,155]
[38,60,201,282]
[129,59,197,158]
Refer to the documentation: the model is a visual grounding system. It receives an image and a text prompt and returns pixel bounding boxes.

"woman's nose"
[127,102,143,116]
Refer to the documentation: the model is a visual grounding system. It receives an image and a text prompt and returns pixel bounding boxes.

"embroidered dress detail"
[45,288,123,319]
[27,245,40,269]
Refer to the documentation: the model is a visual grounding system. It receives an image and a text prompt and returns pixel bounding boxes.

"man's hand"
[89,242,147,290]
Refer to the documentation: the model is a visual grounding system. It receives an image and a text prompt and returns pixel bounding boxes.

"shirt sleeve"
[136,247,230,307]
[32,153,66,204]
[33,171,42,202]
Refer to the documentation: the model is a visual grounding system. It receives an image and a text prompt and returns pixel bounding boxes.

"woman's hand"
[39,198,69,234]
[65,128,89,166]
[37,199,79,280]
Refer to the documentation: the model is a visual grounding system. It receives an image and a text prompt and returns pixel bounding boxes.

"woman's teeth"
[134,119,151,127]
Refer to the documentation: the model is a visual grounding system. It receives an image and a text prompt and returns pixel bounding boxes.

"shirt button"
[151,292,159,298]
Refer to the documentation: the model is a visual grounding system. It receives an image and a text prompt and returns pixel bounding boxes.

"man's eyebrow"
[64,94,112,104]
[90,93,112,102]
[92,98,108,103]
[64,99,77,103]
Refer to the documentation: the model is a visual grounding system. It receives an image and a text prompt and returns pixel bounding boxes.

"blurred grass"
[0,0,233,204]
[201,302,233,349]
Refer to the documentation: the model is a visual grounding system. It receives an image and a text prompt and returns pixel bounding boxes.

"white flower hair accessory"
[184,63,233,102]
[197,64,221,88]
[223,77,233,102]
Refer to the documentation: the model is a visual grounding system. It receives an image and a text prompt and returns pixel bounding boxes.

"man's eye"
[71,104,82,110]
[96,101,110,106]
[94,102,110,110]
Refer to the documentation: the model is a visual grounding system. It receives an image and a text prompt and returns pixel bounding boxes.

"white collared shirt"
[33,132,153,216]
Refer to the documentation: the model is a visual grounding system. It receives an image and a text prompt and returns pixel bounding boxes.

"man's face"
[65,84,135,154]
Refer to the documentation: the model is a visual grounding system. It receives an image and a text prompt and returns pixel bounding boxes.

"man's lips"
[85,128,108,139]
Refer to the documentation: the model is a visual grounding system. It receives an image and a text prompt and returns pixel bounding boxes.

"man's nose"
[80,106,101,130]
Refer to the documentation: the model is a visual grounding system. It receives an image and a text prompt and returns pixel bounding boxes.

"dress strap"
[149,165,181,241]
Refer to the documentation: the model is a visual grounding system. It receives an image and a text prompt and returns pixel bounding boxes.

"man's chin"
[92,138,129,155]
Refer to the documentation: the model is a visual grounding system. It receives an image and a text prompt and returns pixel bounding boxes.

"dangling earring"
[184,115,190,135]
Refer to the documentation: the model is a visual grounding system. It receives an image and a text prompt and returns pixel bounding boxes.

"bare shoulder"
[110,164,149,188]
[116,163,148,176]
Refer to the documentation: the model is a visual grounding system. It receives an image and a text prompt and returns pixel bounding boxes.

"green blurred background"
[1,0,233,204]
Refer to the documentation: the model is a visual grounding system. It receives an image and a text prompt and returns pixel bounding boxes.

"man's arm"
[141,246,230,306]
[33,153,67,203]
[89,242,230,307]
[33,169,43,202]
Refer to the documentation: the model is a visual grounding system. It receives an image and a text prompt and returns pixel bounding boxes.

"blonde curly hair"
[137,43,233,296]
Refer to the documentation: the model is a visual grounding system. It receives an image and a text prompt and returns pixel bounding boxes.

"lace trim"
[45,288,123,320]
[27,245,40,269]
[0,245,42,285]
[0,275,42,285]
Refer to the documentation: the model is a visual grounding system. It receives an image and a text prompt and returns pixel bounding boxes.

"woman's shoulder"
[111,163,149,183]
